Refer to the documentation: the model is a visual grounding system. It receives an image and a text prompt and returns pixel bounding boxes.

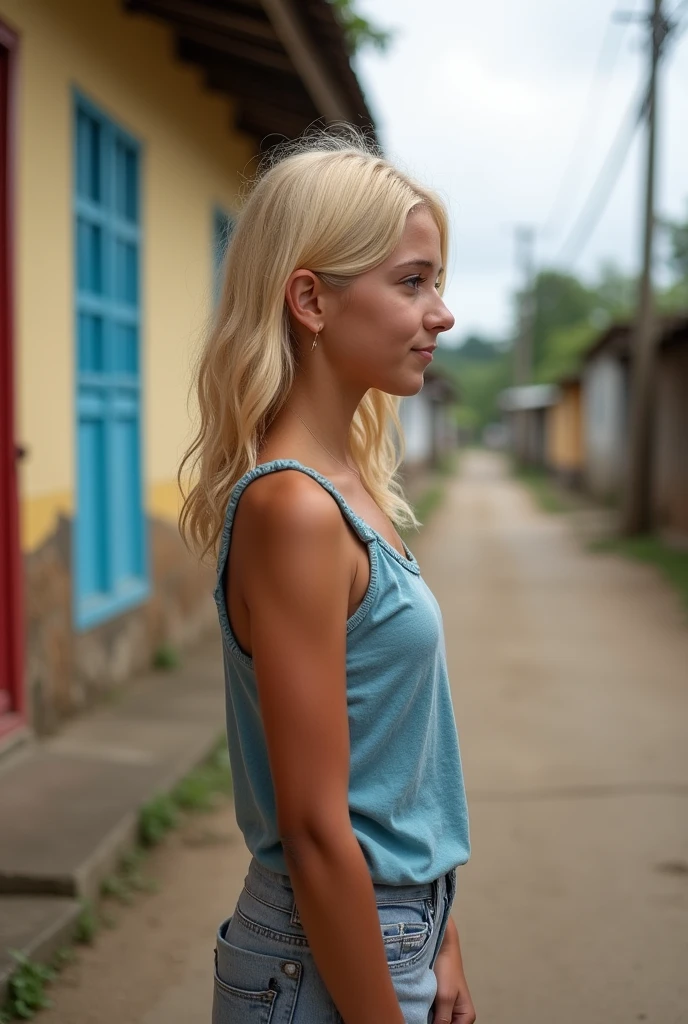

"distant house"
[0,0,376,739]
[581,323,631,503]
[399,366,460,476]
[498,384,560,468]
[547,375,584,487]
[581,315,688,540]
[653,317,688,542]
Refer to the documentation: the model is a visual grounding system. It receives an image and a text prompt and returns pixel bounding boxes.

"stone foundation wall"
[24,516,217,735]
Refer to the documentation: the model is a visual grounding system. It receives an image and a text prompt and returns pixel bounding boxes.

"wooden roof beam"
[175,24,294,73]
[235,97,313,141]
[205,64,316,119]
[126,0,278,44]
[259,0,352,121]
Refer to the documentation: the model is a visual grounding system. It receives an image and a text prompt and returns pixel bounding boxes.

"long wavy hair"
[178,127,450,565]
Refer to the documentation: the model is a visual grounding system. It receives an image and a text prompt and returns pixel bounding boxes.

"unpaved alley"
[433,450,688,1023]
[38,450,688,1024]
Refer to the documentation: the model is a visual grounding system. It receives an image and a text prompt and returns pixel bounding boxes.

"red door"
[0,20,24,737]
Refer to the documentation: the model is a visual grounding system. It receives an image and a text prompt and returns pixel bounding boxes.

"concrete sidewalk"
[0,636,225,997]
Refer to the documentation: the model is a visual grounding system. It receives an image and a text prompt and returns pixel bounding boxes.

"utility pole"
[621,0,672,534]
[512,225,537,386]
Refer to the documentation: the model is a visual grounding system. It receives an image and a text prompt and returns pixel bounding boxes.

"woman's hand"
[431,919,476,1023]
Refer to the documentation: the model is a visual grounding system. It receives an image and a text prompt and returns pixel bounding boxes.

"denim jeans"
[212,855,458,1023]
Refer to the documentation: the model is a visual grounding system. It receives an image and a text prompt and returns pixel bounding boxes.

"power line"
[542,4,634,239]
[667,0,688,41]
[553,71,651,267]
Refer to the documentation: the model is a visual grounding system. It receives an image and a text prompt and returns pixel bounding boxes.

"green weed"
[138,793,179,848]
[2,951,55,1020]
[172,744,231,811]
[152,643,181,670]
[590,534,688,613]
[73,901,98,945]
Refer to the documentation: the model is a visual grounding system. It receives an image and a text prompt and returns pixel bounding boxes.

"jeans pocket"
[213,917,303,1024]
[378,897,435,970]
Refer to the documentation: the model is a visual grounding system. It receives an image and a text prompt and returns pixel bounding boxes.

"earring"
[311,326,322,351]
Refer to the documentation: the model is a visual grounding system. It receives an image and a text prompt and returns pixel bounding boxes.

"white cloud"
[355,0,688,339]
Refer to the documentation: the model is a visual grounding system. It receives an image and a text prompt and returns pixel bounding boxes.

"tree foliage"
[663,203,688,309]
[526,263,640,385]
[529,271,594,372]
[435,337,510,436]
[327,0,394,54]
[530,200,688,385]
[667,202,688,281]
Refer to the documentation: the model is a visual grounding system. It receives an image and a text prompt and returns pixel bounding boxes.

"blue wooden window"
[213,206,234,306]
[73,92,148,630]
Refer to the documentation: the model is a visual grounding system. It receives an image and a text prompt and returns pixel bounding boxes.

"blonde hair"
[178,127,449,564]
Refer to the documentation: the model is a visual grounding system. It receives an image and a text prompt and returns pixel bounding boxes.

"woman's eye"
[403,275,425,291]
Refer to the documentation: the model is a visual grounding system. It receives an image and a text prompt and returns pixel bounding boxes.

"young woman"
[179,130,474,1024]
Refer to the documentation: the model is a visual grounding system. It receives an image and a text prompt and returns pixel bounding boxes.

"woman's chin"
[367,365,428,398]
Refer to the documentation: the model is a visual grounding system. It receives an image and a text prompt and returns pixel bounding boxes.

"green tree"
[667,202,688,280]
[662,202,688,309]
[592,261,637,320]
[452,334,504,362]
[530,271,595,371]
[328,0,394,54]
[527,263,637,384]
[435,336,510,435]
[535,322,597,384]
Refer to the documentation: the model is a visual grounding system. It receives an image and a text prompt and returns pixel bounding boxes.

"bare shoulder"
[234,470,354,844]
[237,468,346,556]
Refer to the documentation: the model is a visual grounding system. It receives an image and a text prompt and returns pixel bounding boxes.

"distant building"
[581,324,631,503]
[652,316,688,542]
[399,366,460,474]
[547,374,583,488]
[581,315,688,540]
[498,384,560,468]
[0,0,375,738]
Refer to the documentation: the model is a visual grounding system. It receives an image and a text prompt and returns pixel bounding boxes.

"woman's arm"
[237,472,406,1024]
[432,918,476,1023]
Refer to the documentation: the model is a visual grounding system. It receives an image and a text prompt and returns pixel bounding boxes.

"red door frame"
[0,17,25,738]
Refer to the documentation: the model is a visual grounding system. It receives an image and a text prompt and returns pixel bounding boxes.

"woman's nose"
[427,298,455,334]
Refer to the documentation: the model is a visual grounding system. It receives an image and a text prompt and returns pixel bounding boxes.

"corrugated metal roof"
[498,384,560,412]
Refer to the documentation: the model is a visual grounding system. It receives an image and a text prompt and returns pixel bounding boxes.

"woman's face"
[323,206,455,396]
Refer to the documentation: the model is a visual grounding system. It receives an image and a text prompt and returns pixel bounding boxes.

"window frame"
[72,88,149,631]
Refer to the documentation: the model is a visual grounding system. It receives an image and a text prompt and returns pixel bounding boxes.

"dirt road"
[39,450,688,1023]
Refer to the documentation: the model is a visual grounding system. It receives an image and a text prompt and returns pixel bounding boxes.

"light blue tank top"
[214,458,470,885]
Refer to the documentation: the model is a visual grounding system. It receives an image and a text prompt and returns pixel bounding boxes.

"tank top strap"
[216,458,376,584]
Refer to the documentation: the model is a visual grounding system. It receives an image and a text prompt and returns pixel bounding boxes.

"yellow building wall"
[547,383,583,472]
[0,0,255,549]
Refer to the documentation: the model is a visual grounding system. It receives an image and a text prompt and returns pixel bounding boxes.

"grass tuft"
[513,464,571,514]
[2,952,56,1020]
[152,643,181,671]
[590,534,688,613]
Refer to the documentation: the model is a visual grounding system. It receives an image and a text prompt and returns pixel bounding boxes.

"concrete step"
[0,895,81,996]
[0,640,225,903]
[0,638,226,1003]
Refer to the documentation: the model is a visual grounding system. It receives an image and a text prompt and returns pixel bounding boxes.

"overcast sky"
[354,0,688,345]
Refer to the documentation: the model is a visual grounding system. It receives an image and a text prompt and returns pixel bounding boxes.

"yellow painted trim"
[21,478,185,552]
[21,492,74,552]
[148,479,183,523]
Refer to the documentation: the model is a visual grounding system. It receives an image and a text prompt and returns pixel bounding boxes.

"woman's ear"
[285,269,323,333]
